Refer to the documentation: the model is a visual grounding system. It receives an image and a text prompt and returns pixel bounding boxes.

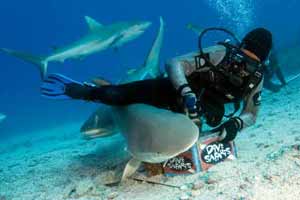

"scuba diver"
[41,28,272,143]
[263,51,287,92]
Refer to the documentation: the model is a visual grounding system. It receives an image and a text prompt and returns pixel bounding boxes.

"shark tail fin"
[0,48,47,79]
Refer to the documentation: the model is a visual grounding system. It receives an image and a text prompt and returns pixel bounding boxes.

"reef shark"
[0,16,151,78]
[81,17,164,139]
[0,113,6,123]
[79,18,199,181]
[113,104,199,181]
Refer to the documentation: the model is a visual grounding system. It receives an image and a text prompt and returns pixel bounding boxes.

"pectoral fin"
[85,16,103,32]
[121,158,142,182]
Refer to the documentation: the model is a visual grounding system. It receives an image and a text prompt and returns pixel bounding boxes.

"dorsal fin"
[92,77,112,86]
[85,16,103,32]
[143,17,164,78]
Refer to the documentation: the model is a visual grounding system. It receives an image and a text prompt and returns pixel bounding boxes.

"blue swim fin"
[41,73,84,100]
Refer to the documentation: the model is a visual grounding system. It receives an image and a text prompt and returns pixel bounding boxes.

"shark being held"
[1,16,151,78]
[81,17,165,139]
[113,104,199,180]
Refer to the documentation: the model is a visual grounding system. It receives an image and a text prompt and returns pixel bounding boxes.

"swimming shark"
[81,17,164,139]
[0,113,6,123]
[0,16,151,78]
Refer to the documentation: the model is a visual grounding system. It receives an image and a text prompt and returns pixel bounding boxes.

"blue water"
[0,0,299,136]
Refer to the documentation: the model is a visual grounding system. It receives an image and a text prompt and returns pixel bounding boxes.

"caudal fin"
[0,48,47,79]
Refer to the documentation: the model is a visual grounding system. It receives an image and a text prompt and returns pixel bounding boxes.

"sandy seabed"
[1,79,300,200]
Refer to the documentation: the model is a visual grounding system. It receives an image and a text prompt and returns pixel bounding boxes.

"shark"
[0,113,6,123]
[113,104,199,181]
[81,17,164,139]
[80,18,199,181]
[0,16,151,78]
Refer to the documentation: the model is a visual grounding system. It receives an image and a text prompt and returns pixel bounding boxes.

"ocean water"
[1,0,300,199]
[0,0,299,136]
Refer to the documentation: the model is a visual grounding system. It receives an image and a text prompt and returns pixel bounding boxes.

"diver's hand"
[182,91,201,127]
[180,85,197,111]
[183,92,197,112]
[217,117,243,143]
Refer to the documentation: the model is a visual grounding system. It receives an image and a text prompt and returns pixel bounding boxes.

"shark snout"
[139,21,152,31]
[127,21,152,36]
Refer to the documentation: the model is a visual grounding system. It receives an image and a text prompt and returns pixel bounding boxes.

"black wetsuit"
[86,78,182,112]
[65,47,262,127]
[68,69,249,128]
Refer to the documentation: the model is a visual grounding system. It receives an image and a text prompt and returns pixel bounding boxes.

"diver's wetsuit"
[85,78,182,112]
[68,45,263,129]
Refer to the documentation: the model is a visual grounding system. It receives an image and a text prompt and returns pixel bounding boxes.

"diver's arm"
[217,80,263,142]
[238,79,263,129]
[165,52,202,124]
[165,52,198,92]
[165,46,226,92]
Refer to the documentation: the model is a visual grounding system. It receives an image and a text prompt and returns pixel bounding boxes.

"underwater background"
[2,1,300,200]
[0,0,299,137]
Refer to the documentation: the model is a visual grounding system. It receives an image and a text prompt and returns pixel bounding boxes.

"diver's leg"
[88,78,180,109]
[41,74,180,110]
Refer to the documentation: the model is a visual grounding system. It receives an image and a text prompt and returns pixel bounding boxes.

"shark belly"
[47,37,117,63]
[112,104,199,163]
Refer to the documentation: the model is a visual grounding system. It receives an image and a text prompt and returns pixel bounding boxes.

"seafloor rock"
[180,185,189,191]
[192,181,205,190]
[179,194,190,200]
[107,192,118,199]
[191,190,201,197]
[64,179,98,199]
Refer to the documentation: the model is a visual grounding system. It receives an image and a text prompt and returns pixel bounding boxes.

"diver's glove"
[41,73,95,100]
[217,117,243,143]
[180,85,201,126]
